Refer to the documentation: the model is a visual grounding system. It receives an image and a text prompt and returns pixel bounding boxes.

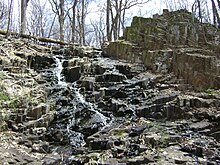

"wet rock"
[64,66,81,82]
[111,99,127,116]
[180,142,203,157]
[95,71,127,82]
[210,131,220,141]
[93,64,107,75]
[32,141,50,153]
[80,76,96,91]
[116,64,132,77]
[27,103,47,120]
[87,138,108,150]
[127,155,154,165]
[2,34,219,165]
[129,125,146,137]
[42,153,62,165]
[104,85,128,98]
[152,91,178,104]
[28,54,55,71]
[157,145,195,164]
[190,120,213,131]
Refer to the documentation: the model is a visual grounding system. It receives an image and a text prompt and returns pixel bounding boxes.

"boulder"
[172,48,219,90]
[95,71,127,82]
[64,66,81,82]
[80,76,96,91]
[27,103,47,120]
[28,54,55,71]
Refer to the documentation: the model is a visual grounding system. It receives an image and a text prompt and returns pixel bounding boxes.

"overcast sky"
[7,0,199,19]
[3,0,213,34]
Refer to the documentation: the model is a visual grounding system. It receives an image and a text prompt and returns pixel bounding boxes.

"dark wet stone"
[95,72,127,82]
[42,153,62,165]
[88,139,108,150]
[127,155,154,165]
[116,64,131,77]
[210,131,220,141]
[28,54,55,71]
[27,103,47,120]
[190,120,213,131]
[64,66,81,82]
[93,64,106,75]
[80,77,96,91]
[129,126,146,137]
[32,141,50,153]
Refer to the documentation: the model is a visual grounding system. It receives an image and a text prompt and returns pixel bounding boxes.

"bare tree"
[91,15,105,47]
[0,1,8,29]
[67,0,78,43]
[81,0,85,45]
[28,0,49,37]
[20,0,30,34]
[211,0,220,27]
[107,0,151,41]
[6,0,14,36]
[164,0,190,11]
[106,0,111,41]
[75,0,94,45]
[49,0,65,41]
[198,0,203,22]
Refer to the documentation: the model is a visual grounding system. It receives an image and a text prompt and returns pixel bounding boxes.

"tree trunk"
[211,0,220,27]
[216,0,220,10]
[6,0,13,36]
[117,0,123,39]
[20,0,29,34]
[106,0,111,41]
[71,0,78,43]
[59,0,65,41]
[81,0,85,45]
[197,0,202,22]
[48,14,56,38]
[113,1,119,40]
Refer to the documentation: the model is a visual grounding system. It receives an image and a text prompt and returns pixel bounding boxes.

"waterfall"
[54,56,67,86]
[49,55,111,151]
[74,87,109,127]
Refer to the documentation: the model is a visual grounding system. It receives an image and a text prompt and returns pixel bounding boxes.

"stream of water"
[49,56,110,151]
[54,56,67,86]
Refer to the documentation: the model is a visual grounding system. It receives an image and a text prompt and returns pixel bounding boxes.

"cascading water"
[54,56,67,86]
[74,87,109,128]
[47,55,110,154]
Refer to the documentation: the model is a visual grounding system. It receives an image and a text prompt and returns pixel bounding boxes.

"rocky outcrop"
[1,10,220,164]
[63,56,92,82]
[103,9,220,90]
[1,33,220,164]
[173,48,219,89]
[0,35,59,164]
[70,54,220,164]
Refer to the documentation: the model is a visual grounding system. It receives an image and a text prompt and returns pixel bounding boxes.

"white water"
[54,56,110,129]
[54,57,67,86]
[74,88,109,127]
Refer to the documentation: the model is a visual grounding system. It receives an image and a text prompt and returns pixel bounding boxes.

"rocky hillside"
[0,35,61,163]
[103,9,220,90]
[0,9,220,165]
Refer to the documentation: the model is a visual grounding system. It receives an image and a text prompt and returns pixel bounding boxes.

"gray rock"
[64,66,81,82]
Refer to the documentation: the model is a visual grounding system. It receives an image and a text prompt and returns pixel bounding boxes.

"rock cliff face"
[0,36,59,163]
[0,9,220,164]
[103,9,220,90]
[0,33,220,164]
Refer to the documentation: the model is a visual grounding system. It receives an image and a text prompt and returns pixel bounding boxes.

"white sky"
[8,0,171,21]
[3,0,213,32]
[7,0,165,30]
